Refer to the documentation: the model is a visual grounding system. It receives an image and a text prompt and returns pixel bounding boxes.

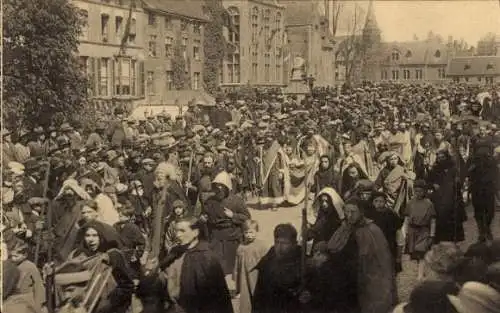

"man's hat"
[33,126,44,134]
[59,123,73,132]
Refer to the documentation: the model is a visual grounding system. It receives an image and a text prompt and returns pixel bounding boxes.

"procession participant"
[468,143,497,243]
[9,238,46,312]
[368,191,404,274]
[252,224,303,313]
[340,163,369,200]
[310,154,335,195]
[327,197,398,313]
[374,151,413,214]
[234,220,269,313]
[307,187,344,250]
[203,171,250,276]
[2,259,38,313]
[113,201,146,278]
[68,221,134,313]
[403,180,437,280]
[153,217,233,313]
[427,149,466,243]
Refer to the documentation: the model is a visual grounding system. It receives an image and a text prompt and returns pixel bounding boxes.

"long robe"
[204,194,250,274]
[328,220,397,313]
[234,239,269,313]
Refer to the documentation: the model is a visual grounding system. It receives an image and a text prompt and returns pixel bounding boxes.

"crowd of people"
[2,82,500,313]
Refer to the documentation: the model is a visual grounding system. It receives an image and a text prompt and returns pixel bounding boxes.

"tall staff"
[301,167,311,288]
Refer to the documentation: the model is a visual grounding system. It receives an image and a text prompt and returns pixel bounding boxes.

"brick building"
[142,0,208,105]
[220,0,286,88]
[73,0,147,111]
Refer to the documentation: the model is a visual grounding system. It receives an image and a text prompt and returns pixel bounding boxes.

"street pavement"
[246,199,500,303]
[131,199,500,313]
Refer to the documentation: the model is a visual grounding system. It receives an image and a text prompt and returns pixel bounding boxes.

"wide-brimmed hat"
[448,281,500,313]
[59,123,73,132]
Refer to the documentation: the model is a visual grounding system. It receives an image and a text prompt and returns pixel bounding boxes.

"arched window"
[391,50,400,61]
[434,50,441,58]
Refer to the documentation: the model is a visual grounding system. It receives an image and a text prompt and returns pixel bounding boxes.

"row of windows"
[80,10,137,44]
[453,77,495,83]
[79,56,144,97]
[381,68,446,80]
[148,36,201,61]
[146,71,201,92]
[390,49,441,61]
[148,13,201,34]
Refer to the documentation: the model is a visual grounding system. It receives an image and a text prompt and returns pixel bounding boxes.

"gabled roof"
[143,0,208,21]
[379,41,450,65]
[447,56,500,76]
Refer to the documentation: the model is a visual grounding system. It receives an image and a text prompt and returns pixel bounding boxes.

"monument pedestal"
[284,79,309,98]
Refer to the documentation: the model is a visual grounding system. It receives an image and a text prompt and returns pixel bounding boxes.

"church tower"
[361,0,382,81]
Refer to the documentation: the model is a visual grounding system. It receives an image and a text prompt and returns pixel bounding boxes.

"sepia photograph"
[1,0,500,312]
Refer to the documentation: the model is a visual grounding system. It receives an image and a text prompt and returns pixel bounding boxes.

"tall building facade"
[142,0,208,105]
[73,0,147,110]
[281,0,336,87]
[220,0,286,87]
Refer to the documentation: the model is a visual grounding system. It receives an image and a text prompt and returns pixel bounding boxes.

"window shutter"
[96,58,101,96]
[139,61,145,97]
[110,58,115,95]
[88,57,96,96]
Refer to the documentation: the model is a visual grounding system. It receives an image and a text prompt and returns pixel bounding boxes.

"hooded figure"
[307,187,344,248]
[313,155,337,195]
[203,171,251,274]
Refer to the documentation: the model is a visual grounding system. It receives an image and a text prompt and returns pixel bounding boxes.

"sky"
[332,0,500,45]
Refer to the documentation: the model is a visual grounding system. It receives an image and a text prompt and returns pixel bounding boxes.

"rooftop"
[447,56,500,76]
[142,0,208,21]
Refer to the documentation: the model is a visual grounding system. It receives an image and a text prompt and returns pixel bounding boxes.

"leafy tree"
[3,0,89,130]
[202,0,229,94]
[171,38,189,90]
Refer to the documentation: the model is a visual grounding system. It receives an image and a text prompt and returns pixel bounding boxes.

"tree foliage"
[202,0,229,94]
[3,0,89,130]
[171,38,189,90]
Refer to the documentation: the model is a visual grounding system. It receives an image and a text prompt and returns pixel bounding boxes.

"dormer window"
[391,51,400,61]
[405,50,412,58]
[464,64,471,70]
[434,50,441,58]
[486,63,494,70]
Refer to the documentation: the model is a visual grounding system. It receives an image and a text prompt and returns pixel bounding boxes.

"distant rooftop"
[142,0,208,21]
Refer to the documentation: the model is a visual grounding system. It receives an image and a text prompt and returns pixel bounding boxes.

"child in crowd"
[164,199,190,254]
[9,238,46,312]
[369,191,404,273]
[234,220,269,313]
[404,179,436,280]
[114,201,146,278]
